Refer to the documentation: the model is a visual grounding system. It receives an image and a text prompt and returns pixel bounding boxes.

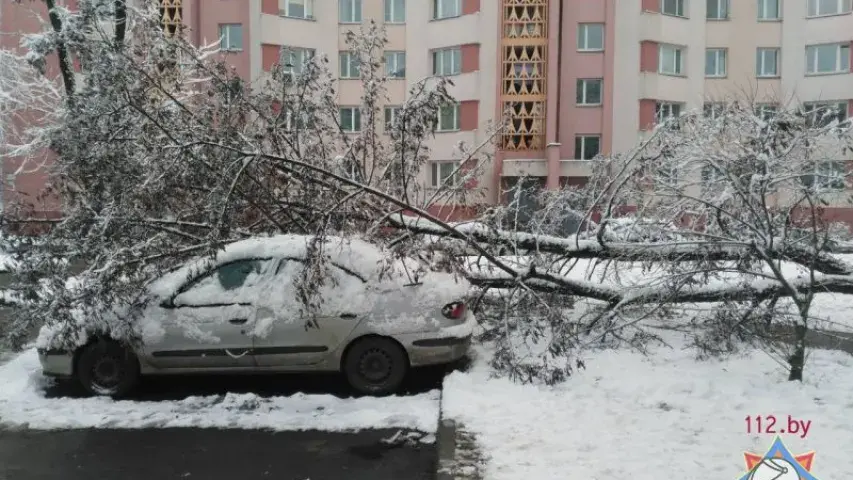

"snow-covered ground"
[0,349,440,433]
[443,337,853,479]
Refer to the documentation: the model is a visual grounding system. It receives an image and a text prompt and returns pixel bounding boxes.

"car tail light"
[442,301,466,320]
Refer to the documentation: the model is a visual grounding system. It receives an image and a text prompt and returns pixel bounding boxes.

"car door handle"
[229,318,248,325]
[340,313,357,319]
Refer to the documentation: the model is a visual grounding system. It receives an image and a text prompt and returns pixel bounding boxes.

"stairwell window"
[433,0,461,19]
[576,79,603,105]
[433,47,461,76]
[385,0,406,23]
[430,162,458,187]
[339,107,362,132]
[659,44,685,75]
[661,0,687,17]
[218,24,243,51]
[757,0,781,20]
[705,48,727,77]
[574,136,601,160]
[339,0,362,23]
[385,51,406,78]
[339,51,361,79]
[807,0,852,17]
[436,104,460,132]
[384,106,401,130]
[805,43,850,74]
[656,102,683,122]
[282,0,313,19]
[756,48,780,77]
[706,0,729,19]
[577,24,604,51]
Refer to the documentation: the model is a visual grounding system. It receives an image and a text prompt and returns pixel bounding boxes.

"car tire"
[75,339,140,398]
[343,337,408,396]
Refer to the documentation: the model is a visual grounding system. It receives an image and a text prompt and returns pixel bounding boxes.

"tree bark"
[114,0,127,45]
[788,324,807,381]
[44,0,75,97]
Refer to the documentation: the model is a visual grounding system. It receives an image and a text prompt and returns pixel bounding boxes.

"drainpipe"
[544,0,563,190]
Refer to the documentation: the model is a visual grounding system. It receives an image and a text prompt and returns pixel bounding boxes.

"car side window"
[175,259,271,305]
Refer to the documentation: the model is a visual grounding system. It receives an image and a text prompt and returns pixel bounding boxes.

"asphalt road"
[0,428,436,480]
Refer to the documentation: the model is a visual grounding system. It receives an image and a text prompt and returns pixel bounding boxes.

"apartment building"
[1,0,852,221]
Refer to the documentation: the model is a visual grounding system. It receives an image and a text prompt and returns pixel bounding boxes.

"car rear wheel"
[343,337,408,396]
[75,340,140,398]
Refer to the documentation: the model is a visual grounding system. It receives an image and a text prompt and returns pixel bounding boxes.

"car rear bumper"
[37,349,74,377]
[399,312,476,367]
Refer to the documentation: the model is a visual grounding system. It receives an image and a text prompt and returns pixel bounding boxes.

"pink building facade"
[2,0,852,221]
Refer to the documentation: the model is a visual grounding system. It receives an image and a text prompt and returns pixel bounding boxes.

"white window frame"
[656,102,683,121]
[703,102,726,118]
[576,79,603,105]
[705,48,727,77]
[385,0,406,23]
[706,0,729,19]
[756,48,780,77]
[282,0,314,19]
[339,107,362,132]
[384,106,401,130]
[802,101,849,127]
[757,0,782,20]
[339,51,360,79]
[433,0,461,20]
[432,47,461,76]
[281,47,315,76]
[805,43,850,75]
[430,161,459,187]
[384,51,406,78]
[754,103,778,120]
[803,162,846,191]
[577,23,604,51]
[218,24,243,51]
[807,0,852,17]
[339,0,363,23]
[574,135,601,160]
[659,44,685,75]
[436,104,460,132]
[661,0,687,17]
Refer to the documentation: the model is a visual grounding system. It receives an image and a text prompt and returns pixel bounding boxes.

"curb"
[435,417,457,480]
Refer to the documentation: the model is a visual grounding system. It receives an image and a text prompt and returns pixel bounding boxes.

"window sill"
[222,49,243,53]
[705,17,730,21]
[806,12,852,19]
[705,75,727,79]
[279,15,316,22]
[340,77,362,80]
[385,21,406,25]
[339,21,362,25]
[660,13,689,19]
[433,72,462,78]
[757,18,783,22]
[658,72,687,78]
[804,71,850,77]
[577,48,604,53]
[756,75,781,79]
[430,14,463,22]
[435,129,461,134]
[576,103,602,108]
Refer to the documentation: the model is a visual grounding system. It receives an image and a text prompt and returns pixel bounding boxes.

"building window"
[802,162,846,190]
[574,136,601,160]
[661,0,687,17]
[433,0,461,19]
[384,51,406,78]
[706,0,729,19]
[282,0,313,19]
[808,0,852,17]
[384,106,401,130]
[384,0,405,23]
[576,79,603,105]
[757,0,782,19]
[656,102,683,121]
[659,44,685,75]
[705,48,727,77]
[339,0,362,23]
[281,47,315,76]
[754,103,778,121]
[703,102,726,118]
[805,43,850,74]
[433,47,461,76]
[339,51,360,78]
[436,104,460,131]
[802,101,849,127]
[756,48,780,77]
[430,161,458,187]
[218,24,243,51]
[339,107,362,132]
[577,23,604,51]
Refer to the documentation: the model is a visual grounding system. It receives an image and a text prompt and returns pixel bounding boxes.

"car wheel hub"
[92,356,123,389]
[358,349,392,383]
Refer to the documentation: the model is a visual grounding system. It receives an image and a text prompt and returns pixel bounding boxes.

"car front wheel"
[343,337,408,396]
[75,340,140,398]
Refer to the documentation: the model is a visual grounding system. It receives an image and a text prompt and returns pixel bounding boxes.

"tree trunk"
[787,323,807,381]
[44,0,76,97]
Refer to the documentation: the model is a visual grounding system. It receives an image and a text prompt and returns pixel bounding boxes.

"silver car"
[37,235,475,397]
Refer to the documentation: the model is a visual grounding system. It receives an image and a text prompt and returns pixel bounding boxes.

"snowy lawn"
[443,337,853,479]
[0,349,440,433]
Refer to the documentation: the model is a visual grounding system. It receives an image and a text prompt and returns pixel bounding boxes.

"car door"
[252,258,366,367]
[144,258,274,370]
